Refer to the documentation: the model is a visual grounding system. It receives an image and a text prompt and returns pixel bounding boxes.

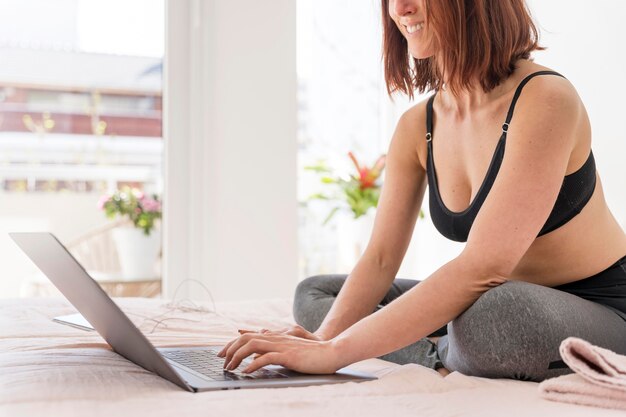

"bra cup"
[424,71,597,242]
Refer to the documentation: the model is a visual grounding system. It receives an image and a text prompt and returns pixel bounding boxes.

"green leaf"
[322,207,340,226]
[307,193,330,201]
[303,164,332,173]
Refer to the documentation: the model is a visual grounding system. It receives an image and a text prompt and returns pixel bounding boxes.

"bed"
[0,297,621,417]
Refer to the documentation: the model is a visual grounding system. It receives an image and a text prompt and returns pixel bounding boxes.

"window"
[297,0,390,278]
[0,0,164,297]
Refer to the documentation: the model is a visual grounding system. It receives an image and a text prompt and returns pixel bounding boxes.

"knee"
[444,281,549,379]
[446,282,516,361]
[452,280,555,338]
[292,275,337,332]
[452,280,528,333]
[293,275,327,304]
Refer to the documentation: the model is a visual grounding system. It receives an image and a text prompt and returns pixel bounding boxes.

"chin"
[409,49,433,60]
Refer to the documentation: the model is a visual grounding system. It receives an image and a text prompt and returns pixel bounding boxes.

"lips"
[404,22,424,34]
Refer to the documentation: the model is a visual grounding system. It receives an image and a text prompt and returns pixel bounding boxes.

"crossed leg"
[294,275,626,381]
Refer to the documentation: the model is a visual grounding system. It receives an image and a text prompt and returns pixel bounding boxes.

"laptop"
[10,232,377,392]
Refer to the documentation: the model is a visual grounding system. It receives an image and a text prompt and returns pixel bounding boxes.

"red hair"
[381,0,544,99]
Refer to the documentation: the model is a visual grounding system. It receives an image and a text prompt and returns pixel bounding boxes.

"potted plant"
[305,151,387,225]
[306,151,426,221]
[304,152,385,267]
[98,186,162,280]
[305,152,424,268]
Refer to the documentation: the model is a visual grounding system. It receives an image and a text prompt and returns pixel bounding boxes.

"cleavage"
[432,128,503,213]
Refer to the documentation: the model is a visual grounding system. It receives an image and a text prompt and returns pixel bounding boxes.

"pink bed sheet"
[0,297,621,417]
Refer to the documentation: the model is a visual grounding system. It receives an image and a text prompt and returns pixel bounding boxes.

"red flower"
[348,152,386,189]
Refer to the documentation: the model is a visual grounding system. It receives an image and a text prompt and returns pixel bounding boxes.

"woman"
[218,0,626,381]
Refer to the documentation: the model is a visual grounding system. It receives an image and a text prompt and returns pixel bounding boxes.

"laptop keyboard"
[162,349,288,381]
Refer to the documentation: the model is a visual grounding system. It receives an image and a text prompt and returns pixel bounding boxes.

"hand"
[217,332,340,374]
[217,324,322,358]
[261,324,323,341]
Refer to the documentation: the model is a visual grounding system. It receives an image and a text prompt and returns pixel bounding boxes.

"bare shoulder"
[514,63,582,116]
[510,64,584,144]
[504,64,586,172]
[392,98,431,172]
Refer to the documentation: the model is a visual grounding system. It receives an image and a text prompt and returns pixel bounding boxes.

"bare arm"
[315,106,428,340]
[331,76,580,367]
[220,77,583,375]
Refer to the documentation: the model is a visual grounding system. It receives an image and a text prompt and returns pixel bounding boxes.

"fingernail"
[242,367,251,374]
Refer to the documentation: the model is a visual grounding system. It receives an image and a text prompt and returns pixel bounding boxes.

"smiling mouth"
[403,22,424,34]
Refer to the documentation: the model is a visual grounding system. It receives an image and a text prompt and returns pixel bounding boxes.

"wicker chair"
[22,220,162,297]
[65,219,128,279]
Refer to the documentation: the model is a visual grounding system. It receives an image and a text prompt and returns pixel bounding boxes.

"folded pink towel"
[539,337,626,410]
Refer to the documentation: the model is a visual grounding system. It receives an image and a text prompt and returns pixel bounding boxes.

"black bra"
[426,71,597,243]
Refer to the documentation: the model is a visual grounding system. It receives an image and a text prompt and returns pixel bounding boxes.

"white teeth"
[406,23,423,34]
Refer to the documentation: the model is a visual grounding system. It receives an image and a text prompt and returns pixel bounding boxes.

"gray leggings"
[293,276,626,382]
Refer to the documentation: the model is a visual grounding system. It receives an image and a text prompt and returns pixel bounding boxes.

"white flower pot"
[111,227,161,281]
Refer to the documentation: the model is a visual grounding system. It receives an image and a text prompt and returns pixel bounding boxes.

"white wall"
[164,0,297,302]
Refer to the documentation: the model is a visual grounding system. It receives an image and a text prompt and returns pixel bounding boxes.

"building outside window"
[0,0,164,297]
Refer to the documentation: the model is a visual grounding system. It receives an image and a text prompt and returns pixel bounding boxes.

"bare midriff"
[510,173,626,286]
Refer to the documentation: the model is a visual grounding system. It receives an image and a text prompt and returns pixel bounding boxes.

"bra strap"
[502,70,565,134]
[426,93,436,142]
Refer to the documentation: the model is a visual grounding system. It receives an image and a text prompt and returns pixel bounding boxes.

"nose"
[393,0,417,17]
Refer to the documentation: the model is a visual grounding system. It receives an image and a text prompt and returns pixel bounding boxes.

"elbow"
[480,274,509,289]
[454,251,511,294]
[467,271,509,295]
[362,245,398,273]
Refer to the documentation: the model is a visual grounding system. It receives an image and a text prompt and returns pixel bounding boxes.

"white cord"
[126,278,242,334]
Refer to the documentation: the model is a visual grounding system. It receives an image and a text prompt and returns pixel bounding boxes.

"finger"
[225,332,301,363]
[223,333,281,366]
[217,338,239,357]
[260,327,289,335]
[260,329,282,335]
[225,339,281,371]
[222,334,249,364]
[287,326,317,340]
[242,352,285,374]
[286,326,306,337]
[225,334,312,369]
[218,329,260,357]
